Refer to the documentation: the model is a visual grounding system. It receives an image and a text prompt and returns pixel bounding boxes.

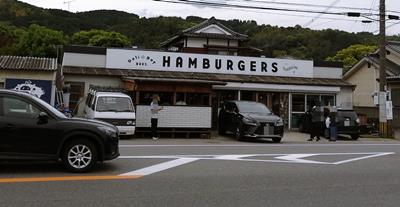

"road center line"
[120,158,200,176]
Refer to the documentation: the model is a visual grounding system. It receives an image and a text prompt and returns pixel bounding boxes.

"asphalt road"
[1,138,400,207]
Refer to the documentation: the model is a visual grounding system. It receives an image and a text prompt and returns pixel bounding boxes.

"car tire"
[235,125,243,141]
[351,134,359,140]
[218,125,225,135]
[62,139,98,173]
[272,138,281,143]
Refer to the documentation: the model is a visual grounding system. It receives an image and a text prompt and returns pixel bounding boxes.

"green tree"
[15,24,65,57]
[0,22,24,55]
[326,44,377,73]
[71,29,130,47]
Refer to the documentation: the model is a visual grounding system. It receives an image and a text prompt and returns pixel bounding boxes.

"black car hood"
[67,117,116,128]
[240,112,281,123]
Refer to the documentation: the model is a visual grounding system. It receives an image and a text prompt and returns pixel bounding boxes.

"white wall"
[186,38,207,48]
[313,66,342,79]
[208,39,228,46]
[337,86,354,109]
[136,105,212,128]
[63,52,106,68]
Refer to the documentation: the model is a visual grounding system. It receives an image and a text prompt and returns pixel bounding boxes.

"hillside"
[1,0,399,61]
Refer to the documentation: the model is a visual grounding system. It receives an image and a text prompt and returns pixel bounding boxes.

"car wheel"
[235,126,243,141]
[218,125,225,135]
[351,134,359,140]
[62,139,98,173]
[272,138,281,143]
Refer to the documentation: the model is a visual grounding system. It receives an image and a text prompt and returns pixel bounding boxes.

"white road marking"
[274,154,324,164]
[118,152,395,177]
[119,158,199,176]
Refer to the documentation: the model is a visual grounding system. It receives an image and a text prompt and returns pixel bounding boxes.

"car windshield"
[31,94,67,118]
[337,111,358,120]
[96,97,134,112]
[236,102,271,114]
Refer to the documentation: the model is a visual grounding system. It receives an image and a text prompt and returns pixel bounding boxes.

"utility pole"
[63,0,75,11]
[378,0,388,137]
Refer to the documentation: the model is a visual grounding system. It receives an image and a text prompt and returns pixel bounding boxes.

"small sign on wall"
[5,78,53,104]
[386,101,393,120]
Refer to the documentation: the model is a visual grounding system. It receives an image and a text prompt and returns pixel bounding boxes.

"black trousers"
[151,118,158,138]
[310,122,321,139]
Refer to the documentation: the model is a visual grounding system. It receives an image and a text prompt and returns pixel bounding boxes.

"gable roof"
[0,56,57,71]
[387,41,400,54]
[161,17,248,47]
[343,44,400,80]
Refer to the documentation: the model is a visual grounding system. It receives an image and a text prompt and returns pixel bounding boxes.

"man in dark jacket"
[307,103,323,141]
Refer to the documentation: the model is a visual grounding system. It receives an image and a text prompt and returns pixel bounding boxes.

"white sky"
[19,0,400,35]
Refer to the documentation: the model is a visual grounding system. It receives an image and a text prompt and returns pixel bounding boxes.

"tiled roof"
[0,56,57,71]
[387,41,400,54]
[63,66,353,87]
[161,17,248,47]
[366,55,400,75]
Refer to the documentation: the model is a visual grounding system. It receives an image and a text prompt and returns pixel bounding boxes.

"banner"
[5,79,52,104]
[106,49,314,78]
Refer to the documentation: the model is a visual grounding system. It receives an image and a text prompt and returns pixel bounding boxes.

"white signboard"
[379,92,387,122]
[106,49,314,78]
[386,101,393,120]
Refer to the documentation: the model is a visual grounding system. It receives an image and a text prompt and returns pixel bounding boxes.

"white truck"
[84,89,135,136]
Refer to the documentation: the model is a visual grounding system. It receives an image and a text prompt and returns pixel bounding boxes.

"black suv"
[218,101,284,142]
[0,89,120,172]
[299,108,361,140]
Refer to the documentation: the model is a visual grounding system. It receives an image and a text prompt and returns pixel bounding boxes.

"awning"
[213,82,341,93]
[123,76,226,85]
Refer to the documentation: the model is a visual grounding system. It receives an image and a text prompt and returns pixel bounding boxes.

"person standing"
[325,112,337,142]
[150,94,163,140]
[308,104,322,141]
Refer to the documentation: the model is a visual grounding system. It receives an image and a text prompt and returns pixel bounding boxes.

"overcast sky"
[20,0,400,35]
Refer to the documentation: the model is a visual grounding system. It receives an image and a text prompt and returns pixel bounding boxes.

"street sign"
[386,101,393,120]
[379,92,387,122]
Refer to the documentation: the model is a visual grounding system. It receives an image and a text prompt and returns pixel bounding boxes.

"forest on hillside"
[1,0,400,71]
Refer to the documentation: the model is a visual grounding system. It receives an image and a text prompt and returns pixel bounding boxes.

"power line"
[227,0,400,15]
[303,0,341,28]
[154,0,365,16]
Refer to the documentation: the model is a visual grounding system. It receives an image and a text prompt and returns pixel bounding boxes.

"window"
[96,97,134,112]
[139,92,173,106]
[2,97,40,119]
[0,82,4,89]
[186,93,209,106]
[321,95,335,106]
[241,91,255,101]
[292,94,305,112]
[392,89,400,107]
[306,95,320,111]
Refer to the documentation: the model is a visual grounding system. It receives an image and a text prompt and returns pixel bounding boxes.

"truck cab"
[84,89,136,137]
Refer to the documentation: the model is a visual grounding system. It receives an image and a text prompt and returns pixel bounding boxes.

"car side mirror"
[38,112,48,124]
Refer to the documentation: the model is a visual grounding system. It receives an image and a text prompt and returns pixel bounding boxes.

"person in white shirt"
[150,94,163,140]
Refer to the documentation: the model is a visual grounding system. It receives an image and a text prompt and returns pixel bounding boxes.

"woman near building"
[150,94,163,140]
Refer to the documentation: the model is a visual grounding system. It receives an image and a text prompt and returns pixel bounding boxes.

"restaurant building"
[61,17,353,132]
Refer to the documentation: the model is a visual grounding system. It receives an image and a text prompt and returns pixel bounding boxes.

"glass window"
[321,95,335,106]
[96,97,134,112]
[393,89,400,107]
[292,94,305,112]
[0,82,4,89]
[240,91,255,101]
[2,97,40,119]
[186,93,209,106]
[307,95,320,111]
[291,113,304,128]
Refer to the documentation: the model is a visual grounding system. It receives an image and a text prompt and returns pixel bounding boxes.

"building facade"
[62,18,353,131]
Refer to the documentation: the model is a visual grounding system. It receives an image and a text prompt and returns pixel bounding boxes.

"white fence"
[136,105,212,128]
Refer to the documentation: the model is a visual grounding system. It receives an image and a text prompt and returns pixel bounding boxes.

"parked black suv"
[0,89,120,172]
[218,101,284,142]
[299,108,361,140]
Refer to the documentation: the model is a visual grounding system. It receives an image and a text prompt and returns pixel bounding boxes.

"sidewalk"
[121,131,399,145]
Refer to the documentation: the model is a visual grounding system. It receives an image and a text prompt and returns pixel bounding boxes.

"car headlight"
[276,118,284,126]
[356,118,360,124]
[98,126,118,137]
[242,117,258,126]
[126,120,135,125]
